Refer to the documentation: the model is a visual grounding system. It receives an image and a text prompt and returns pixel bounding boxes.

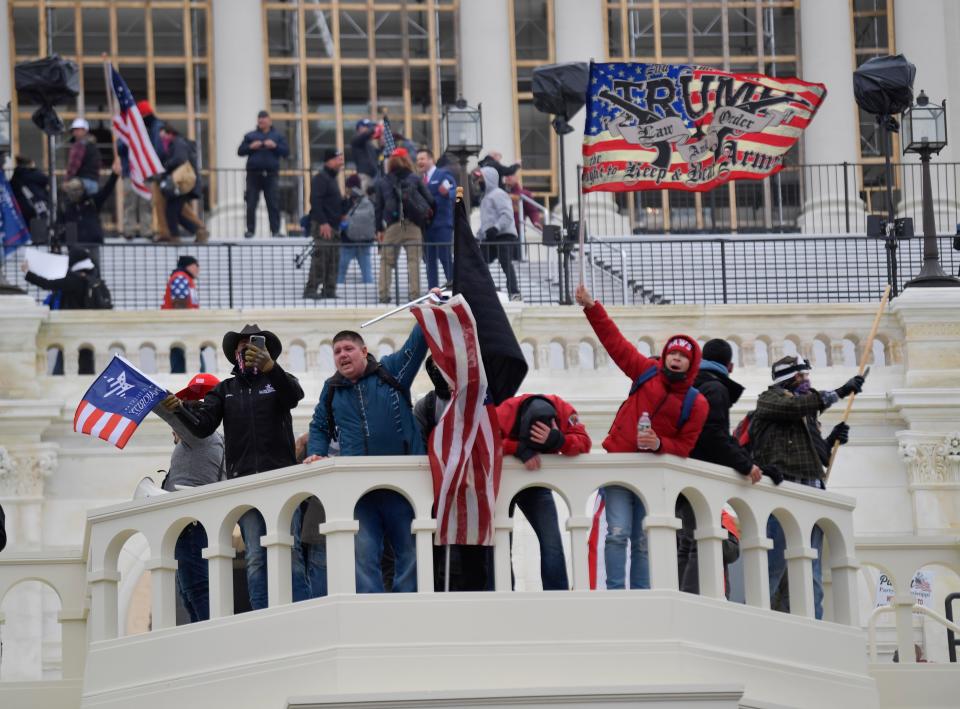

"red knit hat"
[664,336,696,359]
[175,374,220,401]
[136,100,154,117]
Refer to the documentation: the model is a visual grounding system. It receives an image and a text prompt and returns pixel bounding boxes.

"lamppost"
[442,97,483,213]
[902,90,960,287]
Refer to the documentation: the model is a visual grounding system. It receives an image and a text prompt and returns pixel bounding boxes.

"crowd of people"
[149,282,865,623]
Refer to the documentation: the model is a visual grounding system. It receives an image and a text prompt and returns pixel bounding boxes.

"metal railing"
[581,161,960,237]
[5,233,958,309]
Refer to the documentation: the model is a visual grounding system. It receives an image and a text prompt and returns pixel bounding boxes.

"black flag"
[452,197,528,404]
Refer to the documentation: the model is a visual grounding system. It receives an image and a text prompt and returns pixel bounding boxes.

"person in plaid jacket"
[751,355,865,619]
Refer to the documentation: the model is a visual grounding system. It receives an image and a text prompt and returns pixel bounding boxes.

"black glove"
[514,442,538,463]
[825,422,850,447]
[542,427,565,453]
[835,374,865,399]
[484,227,499,242]
[763,463,785,486]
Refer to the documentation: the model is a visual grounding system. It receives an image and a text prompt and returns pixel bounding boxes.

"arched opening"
[871,338,887,367]
[46,345,64,375]
[753,338,770,369]
[318,343,334,374]
[354,489,417,593]
[636,337,654,358]
[0,580,62,680]
[161,518,211,625]
[169,344,187,374]
[138,344,158,374]
[781,337,799,358]
[839,337,857,368]
[108,342,125,358]
[547,341,565,370]
[508,485,572,592]
[812,336,830,368]
[586,483,650,591]
[765,509,812,618]
[726,337,742,368]
[673,488,719,597]
[288,495,327,601]
[78,344,95,375]
[287,341,307,373]
[906,563,960,663]
[377,341,395,359]
[520,341,536,370]
[577,341,595,370]
[200,344,218,373]
[115,532,152,636]
[218,507,270,613]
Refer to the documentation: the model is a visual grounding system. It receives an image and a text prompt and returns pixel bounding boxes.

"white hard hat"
[70,117,89,131]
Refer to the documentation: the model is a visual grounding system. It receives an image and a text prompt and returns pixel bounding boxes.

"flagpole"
[102,55,123,232]
[359,286,450,328]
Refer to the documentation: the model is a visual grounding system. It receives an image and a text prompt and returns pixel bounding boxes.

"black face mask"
[663,367,686,383]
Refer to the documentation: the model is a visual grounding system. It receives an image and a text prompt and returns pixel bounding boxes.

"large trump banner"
[582,62,826,193]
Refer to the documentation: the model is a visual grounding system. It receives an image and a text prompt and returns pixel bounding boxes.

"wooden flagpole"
[825,284,891,481]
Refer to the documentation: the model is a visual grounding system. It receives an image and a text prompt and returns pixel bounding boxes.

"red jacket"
[496,393,592,457]
[161,270,199,310]
[584,302,708,456]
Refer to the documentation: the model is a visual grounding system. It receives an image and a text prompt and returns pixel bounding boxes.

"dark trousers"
[675,495,699,594]
[510,487,569,590]
[245,170,280,235]
[175,523,209,623]
[423,227,453,289]
[305,231,340,297]
[164,196,198,238]
[485,239,520,297]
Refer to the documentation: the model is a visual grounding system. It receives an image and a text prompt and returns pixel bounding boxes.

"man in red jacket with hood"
[576,284,708,589]
[496,393,592,590]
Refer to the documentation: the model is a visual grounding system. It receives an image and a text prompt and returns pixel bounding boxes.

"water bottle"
[637,411,652,451]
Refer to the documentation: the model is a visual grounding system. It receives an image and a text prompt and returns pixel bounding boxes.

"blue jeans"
[354,489,417,593]
[510,487,569,590]
[290,504,326,600]
[603,485,650,590]
[423,228,453,289]
[337,244,374,284]
[175,522,209,622]
[767,511,824,620]
[238,509,268,610]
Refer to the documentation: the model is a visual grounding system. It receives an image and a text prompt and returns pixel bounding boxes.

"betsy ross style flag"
[582,62,826,193]
[74,355,166,449]
[106,64,161,199]
[381,115,397,157]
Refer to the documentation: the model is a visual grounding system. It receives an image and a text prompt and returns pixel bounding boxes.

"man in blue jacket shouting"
[238,110,289,238]
[304,310,433,593]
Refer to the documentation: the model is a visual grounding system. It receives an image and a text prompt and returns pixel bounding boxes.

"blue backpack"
[629,365,700,429]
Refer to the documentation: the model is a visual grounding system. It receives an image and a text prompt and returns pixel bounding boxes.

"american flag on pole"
[582,62,826,193]
[74,355,166,449]
[411,295,503,546]
[106,64,162,199]
[381,114,397,157]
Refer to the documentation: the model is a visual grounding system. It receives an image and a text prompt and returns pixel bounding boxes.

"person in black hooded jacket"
[162,324,304,610]
[679,338,762,594]
[22,247,100,311]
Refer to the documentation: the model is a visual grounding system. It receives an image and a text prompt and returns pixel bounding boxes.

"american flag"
[106,64,162,199]
[582,62,826,193]
[74,355,166,449]
[411,295,503,546]
[381,115,397,157]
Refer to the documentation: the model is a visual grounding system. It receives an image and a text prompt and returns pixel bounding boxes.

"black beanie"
[702,338,733,366]
[177,255,199,271]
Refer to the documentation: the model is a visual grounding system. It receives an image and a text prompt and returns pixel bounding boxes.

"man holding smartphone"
[416,149,457,289]
[162,324,305,609]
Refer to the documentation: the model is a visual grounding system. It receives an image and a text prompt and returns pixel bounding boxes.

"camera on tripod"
[867,214,914,240]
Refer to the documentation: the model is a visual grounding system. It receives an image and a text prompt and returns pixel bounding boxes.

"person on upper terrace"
[750,355,865,620]
[575,283,708,591]
[496,393,592,591]
[238,110,289,238]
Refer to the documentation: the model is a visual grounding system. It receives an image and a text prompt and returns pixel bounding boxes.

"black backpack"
[395,175,433,228]
[323,363,411,441]
[81,272,113,309]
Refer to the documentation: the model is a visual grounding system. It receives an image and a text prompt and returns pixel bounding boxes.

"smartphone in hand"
[248,335,266,350]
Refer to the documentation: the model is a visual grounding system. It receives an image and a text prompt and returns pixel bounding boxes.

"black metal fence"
[6,235,958,309]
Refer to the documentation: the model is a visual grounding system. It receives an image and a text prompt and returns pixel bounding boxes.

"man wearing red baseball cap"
[161,373,223,623]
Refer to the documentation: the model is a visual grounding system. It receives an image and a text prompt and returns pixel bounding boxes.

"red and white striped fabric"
[411,295,503,546]
[74,400,138,449]
[107,64,162,199]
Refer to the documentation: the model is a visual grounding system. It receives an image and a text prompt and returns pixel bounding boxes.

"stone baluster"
[148,556,179,629]
[829,556,861,626]
[88,570,120,641]
[830,341,846,367]
[565,343,580,370]
[565,515,593,591]
[693,525,727,600]
[740,535,772,610]
[643,514,681,590]
[319,519,360,595]
[58,608,88,679]
[784,543,817,619]
[413,518,437,593]
[740,340,757,368]
[203,544,237,618]
[493,517,514,592]
[261,531,293,606]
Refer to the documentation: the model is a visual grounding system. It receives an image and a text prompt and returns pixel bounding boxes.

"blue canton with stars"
[170,276,191,300]
[585,62,696,137]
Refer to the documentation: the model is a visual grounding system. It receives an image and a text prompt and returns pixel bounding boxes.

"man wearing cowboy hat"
[160,373,224,622]
[163,325,304,610]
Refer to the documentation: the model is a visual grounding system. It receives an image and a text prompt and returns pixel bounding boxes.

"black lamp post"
[442,97,483,213]
[902,90,960,287]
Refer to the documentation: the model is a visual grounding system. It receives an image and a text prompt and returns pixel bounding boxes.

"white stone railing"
[78,453,860,642]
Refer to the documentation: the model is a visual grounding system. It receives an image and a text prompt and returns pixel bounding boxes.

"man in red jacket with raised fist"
[576,284,708,590]
[496,393,592,590]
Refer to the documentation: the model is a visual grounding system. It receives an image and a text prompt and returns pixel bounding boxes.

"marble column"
[459,0,517,164]
[798,0,866,233]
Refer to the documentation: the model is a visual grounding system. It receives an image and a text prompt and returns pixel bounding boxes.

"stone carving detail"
[0,446,58,497]
[898,434,960,484]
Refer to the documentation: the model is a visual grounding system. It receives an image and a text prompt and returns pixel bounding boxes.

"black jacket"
[310,166,345,228]
[176,363,304,478]
[62,172,119,244]
[160,136,201,196]
[11,166,50,221]
[237,128,289,172]
[374,169,435,229]
[689,366,753,476]
[25,268,96,310]
[350,130,379,178]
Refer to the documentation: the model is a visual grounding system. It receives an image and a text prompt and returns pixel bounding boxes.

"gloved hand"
[835,374,865,398]
[484,227,499,242]
[763,463,785,485]
[244,344,275,373]
[160,394,182,412]
[825,422,850,447]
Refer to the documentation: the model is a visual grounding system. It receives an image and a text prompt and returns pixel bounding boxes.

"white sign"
[875,570,933,609]
[23,247,69,280]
